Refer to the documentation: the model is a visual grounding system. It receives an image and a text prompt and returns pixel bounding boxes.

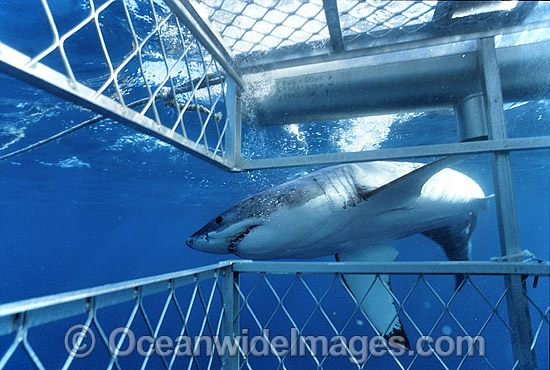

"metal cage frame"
[0,260,548,370]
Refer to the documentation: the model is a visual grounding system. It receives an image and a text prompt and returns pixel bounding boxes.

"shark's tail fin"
[336,244,410,350]
[422,212,479,289]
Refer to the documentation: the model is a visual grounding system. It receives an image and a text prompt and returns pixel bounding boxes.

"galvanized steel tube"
[242,41,550,126]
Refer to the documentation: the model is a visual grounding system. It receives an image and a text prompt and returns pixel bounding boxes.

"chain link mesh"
[338,0,436,40]
[0,271,225,370]
[193,0,329,54]
[234,271,549,370]
[189,0,535,58]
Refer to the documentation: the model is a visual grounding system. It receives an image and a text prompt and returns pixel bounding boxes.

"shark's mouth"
[228,225,258,254]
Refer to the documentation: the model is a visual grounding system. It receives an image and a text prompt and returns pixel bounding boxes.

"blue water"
[1,1,549,369]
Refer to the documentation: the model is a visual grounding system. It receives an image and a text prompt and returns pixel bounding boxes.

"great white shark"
[186,157,490,348]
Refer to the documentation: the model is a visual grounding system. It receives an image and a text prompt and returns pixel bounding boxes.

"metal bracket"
[455,93,488,142]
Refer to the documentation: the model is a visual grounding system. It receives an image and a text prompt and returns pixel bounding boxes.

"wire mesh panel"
[0,263,229,370]
[0,261,547,370]
[232,261,550,370]
[338,1,436,40]
[0,0,235,168]
[189,0,549,69]
[192,0,330,54]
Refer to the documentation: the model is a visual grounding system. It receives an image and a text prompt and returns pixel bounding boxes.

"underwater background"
[0,0,548,369]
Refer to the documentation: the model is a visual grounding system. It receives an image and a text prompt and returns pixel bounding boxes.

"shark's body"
[186,157,489,347]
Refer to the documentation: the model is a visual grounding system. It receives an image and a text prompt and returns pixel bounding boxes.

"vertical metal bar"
[221,265,239,370]
[322,0,345,53]
[224,76,242,171]
[477,37,537,370]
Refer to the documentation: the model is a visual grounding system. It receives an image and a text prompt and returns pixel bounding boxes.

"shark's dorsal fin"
[359,156,468,211]
[336,244,410,349]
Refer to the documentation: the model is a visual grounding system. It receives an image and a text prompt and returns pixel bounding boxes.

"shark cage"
[0,1,549,369]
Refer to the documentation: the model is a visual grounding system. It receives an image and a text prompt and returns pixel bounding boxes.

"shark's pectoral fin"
[359,156,468,212]
[422,213,478,289]
[336,244,410,350]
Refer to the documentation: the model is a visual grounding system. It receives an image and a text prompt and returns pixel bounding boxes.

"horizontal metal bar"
[0,43,233,170]
[232,261,550,276]
[0,261,232,336]
[242,40,550,126]
[164,0,244,89]
[0,259,547,337]
[237,136,550,170]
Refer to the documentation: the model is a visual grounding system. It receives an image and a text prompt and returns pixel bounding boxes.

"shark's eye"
[215,216,223,225]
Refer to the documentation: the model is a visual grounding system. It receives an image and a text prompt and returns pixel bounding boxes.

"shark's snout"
[186,232,230,254]
[186,234,205,250]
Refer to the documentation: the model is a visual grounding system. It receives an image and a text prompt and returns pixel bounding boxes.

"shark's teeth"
[228,225,258,254]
